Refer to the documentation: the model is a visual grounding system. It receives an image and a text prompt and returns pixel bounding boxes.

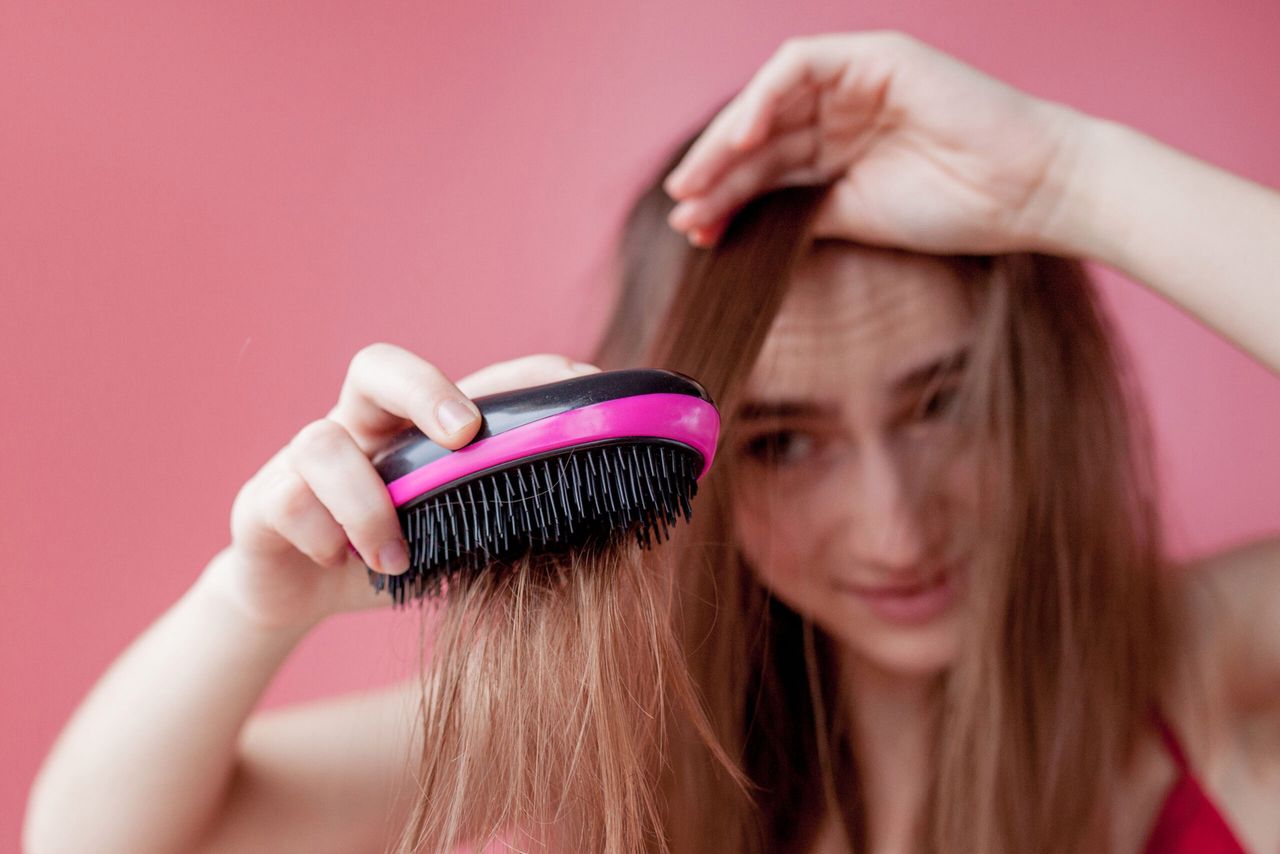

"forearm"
[1043,113,1280,373]
[24,546,317,854]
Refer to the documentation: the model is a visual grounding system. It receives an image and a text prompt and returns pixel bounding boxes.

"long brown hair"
[589,117,1175,852]
[390,538,743,854]
[393,110,1176,852]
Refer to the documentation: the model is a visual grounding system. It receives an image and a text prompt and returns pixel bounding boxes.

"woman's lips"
[834,565,962,626]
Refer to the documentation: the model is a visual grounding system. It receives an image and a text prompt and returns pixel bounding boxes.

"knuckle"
[321,537,355,570]
[405,380,445,421]
[517,352,563,368]
[778,36,802,54]
[870,29,914,51]
[535,353,578,373]
[231,459,286,532]
[229,478,257,535]
[292,418,349,457]
[350,341,394,369]
[346,344,379,380]
[268,469,314,525]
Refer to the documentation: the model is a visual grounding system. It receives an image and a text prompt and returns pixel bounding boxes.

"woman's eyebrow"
[891,345,970,395]
[734,398,837,422]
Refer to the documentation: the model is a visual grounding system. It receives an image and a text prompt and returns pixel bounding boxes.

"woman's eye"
[917,384,960,421]
[739,430,818,467]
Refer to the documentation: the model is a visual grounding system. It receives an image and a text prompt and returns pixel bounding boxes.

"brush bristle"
[369,441,701,607]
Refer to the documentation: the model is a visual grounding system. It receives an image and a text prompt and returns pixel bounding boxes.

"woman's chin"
[827,615,961,680]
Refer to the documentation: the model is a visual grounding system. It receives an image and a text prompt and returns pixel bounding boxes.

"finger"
[663,91,758,200]
[666,40,827,199]
[690,163,845,249]
[665,86,817,213]
[728,41,823,153]
[328,343,482,455]
[455,353,601,399]
[667,124,822,235]
[256,464,366,573]
[737,34,885,145]
[287,418,411,576]
[688,224,724,249]
[773,84,821,134]
[670,36,870,201]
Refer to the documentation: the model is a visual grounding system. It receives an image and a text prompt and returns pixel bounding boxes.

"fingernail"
[668,202,694,229]
[437,398,478,434]
[571,361,601,374]
[378,539,410,575]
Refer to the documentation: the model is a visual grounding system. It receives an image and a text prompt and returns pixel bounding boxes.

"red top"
[1143,711,1248,853]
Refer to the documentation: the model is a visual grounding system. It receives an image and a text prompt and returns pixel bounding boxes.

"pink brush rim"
[385,392,719,509]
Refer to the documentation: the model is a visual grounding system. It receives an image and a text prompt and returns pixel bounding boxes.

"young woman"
[25,30,1279,854]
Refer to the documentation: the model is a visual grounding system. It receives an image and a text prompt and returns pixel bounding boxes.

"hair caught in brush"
[387,534,743,854]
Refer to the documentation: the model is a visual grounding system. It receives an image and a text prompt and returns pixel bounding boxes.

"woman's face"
[731,244,981,679]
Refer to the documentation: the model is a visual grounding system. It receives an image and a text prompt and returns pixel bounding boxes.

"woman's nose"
[836,440,929,573]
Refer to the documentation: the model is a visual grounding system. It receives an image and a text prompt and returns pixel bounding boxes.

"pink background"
[4,1,1278,846]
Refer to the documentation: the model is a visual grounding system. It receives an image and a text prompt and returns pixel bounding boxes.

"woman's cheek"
[937,445,987,559]
[732,491,814,591]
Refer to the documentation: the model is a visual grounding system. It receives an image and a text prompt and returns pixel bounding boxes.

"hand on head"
[662,31,1088,256]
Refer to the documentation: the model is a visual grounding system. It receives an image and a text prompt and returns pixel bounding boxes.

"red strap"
[1151,708,1191,773]
[1144,709,1249,854]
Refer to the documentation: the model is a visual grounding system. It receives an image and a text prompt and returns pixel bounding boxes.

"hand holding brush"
[212,342,717,627]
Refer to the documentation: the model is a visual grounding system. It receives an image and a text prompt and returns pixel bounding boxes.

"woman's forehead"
[748,246,972,396]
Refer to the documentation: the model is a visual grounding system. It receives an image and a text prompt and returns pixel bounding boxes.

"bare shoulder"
[192,674,425,854]
[1160,535,1280,849]
[1175,534,1280,716]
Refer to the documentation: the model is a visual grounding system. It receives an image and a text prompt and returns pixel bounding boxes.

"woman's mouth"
[833,565,961,626]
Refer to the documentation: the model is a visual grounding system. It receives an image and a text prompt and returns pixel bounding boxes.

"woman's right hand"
[208,344,602,630]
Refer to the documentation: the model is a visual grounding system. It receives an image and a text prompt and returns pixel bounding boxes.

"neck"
[839,653,940,854]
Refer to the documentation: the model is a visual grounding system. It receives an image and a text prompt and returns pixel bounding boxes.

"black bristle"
[525,465,541,544]
[543,459,561,542]
[477,479,491,550]
[538,460,556,541]
[464,483,478,552]
[585,453,601,517]
[570,454,585,518]
[369,440,704,608]
[558,458,575,536]
[519,468,535,536]
[446,493,458,555]
[501,471,514,548]
[601,453,616,514]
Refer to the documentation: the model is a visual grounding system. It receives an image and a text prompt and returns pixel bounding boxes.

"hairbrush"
[361,368,719,606]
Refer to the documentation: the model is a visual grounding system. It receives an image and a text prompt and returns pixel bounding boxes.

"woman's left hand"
[663,31,1090,255]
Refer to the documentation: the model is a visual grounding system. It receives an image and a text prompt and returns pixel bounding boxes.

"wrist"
[1024,106,1131,264]
[194,547,327,640]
